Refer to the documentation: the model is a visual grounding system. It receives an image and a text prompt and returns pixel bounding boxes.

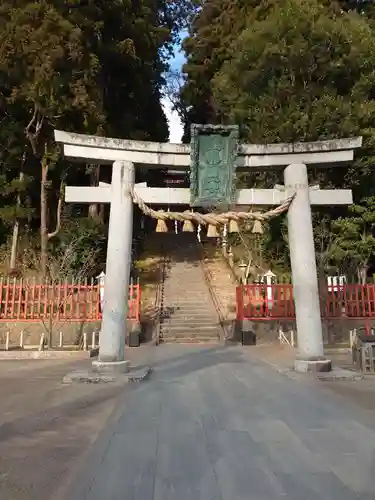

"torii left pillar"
[92,160,134,373]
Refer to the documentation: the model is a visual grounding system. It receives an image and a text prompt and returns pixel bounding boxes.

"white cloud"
[162,96,183,144]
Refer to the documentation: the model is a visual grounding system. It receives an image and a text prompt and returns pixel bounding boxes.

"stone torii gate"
[54,128,362,373]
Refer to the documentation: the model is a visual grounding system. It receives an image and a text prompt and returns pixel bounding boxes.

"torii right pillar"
[284,163,330,372]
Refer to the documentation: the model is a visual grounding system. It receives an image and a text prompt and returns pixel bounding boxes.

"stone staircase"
[160,234,222,344]
[201,245,238,340]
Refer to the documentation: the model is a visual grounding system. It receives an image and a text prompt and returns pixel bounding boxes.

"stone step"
[163,292,211,296]
[164,285,205,288]
[162,314,218,321]
[163,329,219,334]
[162,332,219,339]
[163,295,212,300]
[164,284,208,287]
[162,311,217,323]
[162,323,219,331]
[165,289,209,292]
[158,238,226,344]
[164,291,211,295]
[163,305,216,311]
[167,269,203,273]
[162,327,220,338]
[168,265,200,268]
[170,276,203,279]
[166,275,204,279]
[165,273,203,276]
[163,289,210,293]
[163,311,218,318]
[162,304,217,311]
[164,290,210,292]
[167,270,203,274]
[162,306,215,312]
[162,330,219,337]
[163,317,217,323]
[162,310,217,318]
[164,283,208,286]
[163,298,214,303]
[161,332,220,339]
[162,309,217,316]
[163,317,218,324]
[168,269,202,271]
[160,337,220,345]
[162,328,219,336]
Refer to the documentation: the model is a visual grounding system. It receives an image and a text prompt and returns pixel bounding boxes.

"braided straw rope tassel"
[129,188,295,230]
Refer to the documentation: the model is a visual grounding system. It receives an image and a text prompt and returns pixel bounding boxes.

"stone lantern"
[238,261,248,285]
[262,270,277,311]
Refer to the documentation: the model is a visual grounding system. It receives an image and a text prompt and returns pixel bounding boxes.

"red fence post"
[232,283,361,320]
[136,284,141,322]
[236,285,244,320]
[0,278,141,323]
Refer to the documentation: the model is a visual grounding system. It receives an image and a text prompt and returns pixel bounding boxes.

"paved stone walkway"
[69,345,375,500]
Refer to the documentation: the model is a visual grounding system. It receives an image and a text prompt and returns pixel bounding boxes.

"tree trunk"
[40,158,48,278]
[99,203,105,221]
[88,165,100,218]
[317,260,328,318]
[358,265,368,285]
[88,203,98,218]
[10,220,19,271]
[10,162,25,271]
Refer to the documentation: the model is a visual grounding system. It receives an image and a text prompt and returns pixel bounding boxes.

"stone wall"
[0,321,101,348]
[232,317,375,346]
[0,319,142,348]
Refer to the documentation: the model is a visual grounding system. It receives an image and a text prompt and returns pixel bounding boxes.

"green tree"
[181,0,256,138]
[0,0,196,276]
[331,198,375,283]
[180,0,375,278]
[211,0,375,275]
[0,0,103,275]
[211,0,375,146]
[337,0,375,16]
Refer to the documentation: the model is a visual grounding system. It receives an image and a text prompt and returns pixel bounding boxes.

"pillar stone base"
[62,364,150,384]
[294,356,332,373]
[92,359,130,374]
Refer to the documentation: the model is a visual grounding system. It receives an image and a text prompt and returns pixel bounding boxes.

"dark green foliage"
[180,0,375,278]
[0,0,195,274]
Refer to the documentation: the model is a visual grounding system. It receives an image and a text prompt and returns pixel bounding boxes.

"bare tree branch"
[24,104,44,154]
[47,182,64,239]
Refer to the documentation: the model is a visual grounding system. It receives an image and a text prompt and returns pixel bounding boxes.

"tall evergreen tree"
[181,0,255,138]
[212,0,375,145]
[0,0,196,274]
[180,0,375,277]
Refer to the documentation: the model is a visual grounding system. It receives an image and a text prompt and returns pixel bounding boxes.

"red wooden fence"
[0,278,141,322]
[236,284,375,320]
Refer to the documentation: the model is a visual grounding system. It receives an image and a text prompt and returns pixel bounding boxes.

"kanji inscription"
[190,124,239,208]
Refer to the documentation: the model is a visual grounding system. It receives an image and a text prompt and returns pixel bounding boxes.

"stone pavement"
[0,347,154,500]
[67,345,375,500]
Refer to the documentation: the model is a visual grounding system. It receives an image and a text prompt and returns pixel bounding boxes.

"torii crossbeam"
[55,130,362,373]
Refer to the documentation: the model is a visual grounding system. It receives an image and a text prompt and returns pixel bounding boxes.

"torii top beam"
[54,130,362,170]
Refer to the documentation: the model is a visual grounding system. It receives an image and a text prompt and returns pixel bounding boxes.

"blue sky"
[162,33,187,143]
[171,28,188,70]
[170,42,186,72]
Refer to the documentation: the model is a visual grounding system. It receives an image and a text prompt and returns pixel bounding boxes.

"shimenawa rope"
[129,188,295,227]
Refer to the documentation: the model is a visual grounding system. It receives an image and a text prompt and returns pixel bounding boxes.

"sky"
[161,38,187,144]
